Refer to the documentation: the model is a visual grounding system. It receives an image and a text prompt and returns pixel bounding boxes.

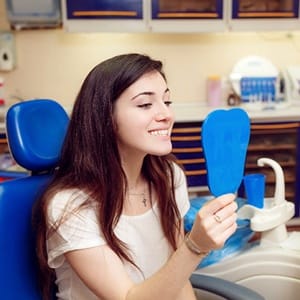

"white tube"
[257,157,285,205]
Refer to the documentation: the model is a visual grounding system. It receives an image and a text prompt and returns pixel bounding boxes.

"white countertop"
[172,102,300,123]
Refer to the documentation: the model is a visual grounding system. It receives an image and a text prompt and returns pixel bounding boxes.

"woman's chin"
[148,146,173,156]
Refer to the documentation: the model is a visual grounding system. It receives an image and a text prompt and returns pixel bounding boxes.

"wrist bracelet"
[184,232,209,257]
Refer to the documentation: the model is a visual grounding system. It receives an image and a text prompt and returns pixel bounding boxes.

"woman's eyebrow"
[131,88,169,101]
[131,91,154,100]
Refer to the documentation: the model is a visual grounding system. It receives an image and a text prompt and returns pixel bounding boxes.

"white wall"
[1,2,300,108]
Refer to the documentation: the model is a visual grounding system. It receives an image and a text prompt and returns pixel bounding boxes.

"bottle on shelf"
[206,75,222,107]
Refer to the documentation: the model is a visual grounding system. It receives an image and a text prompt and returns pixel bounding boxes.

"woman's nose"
[154,104,173,122]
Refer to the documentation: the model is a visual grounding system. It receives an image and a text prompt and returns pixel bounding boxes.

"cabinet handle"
[172,127,201,133]
[172,136,200,141]
[185,170,207,176]
[176,158,205,164]
[251,123,300,130]
[172,147,203,153]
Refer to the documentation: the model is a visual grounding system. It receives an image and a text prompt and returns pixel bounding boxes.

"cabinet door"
[152,0,223,20]
[228,0,300,31]
[172,120,300,217]
[63,0,147,32]
[243,122,300,217]
[149,0,227,32]
[171,122,209,196]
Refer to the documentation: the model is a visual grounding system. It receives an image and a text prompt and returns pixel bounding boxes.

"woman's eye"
[164,101,172,106]
[137,103,152,109]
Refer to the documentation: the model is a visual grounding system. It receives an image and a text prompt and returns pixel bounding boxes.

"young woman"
[35,53,237,300]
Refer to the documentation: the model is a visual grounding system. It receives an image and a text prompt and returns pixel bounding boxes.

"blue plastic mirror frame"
[202,108,251,197]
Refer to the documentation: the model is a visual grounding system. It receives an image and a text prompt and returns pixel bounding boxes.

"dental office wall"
[1,3,300,108]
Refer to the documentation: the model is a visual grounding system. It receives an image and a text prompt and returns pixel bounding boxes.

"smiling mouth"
[149,129,170,136]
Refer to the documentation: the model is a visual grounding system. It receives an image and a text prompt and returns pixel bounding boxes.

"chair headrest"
[6,99,69,172]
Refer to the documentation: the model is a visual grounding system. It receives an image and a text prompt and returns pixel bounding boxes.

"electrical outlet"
[0,32,16,71]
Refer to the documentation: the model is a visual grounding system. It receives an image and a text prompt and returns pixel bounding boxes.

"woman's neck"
[120,152,145,188]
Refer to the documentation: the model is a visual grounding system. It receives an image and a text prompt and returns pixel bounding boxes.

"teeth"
[150,129,169,136]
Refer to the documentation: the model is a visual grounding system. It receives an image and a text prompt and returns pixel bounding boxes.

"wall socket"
[0,32,16,71]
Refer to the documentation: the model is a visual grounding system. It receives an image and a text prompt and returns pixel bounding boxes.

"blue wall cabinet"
[61,0,300,32]
[228,0,300,31]
[63,0,147,32]
[149,0,227,32]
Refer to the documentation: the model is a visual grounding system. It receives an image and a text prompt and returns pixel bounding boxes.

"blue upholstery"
[0,174,54,299]
[0,99,69,299]
[0,99,264,300]
[6,99,69,172]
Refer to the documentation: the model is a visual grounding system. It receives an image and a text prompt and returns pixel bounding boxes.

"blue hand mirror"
[201,108,251,197]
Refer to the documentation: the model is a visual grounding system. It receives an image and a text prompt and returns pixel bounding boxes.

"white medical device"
[282,66,300,104]
[229,56,287,110]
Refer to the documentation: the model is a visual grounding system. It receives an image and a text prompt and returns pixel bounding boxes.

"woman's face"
[113,71,174,159]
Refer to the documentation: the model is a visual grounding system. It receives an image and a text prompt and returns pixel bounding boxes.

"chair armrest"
[190,273,265,300]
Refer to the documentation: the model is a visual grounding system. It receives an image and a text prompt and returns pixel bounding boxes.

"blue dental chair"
[0,99,264,300]
[0,99,69,299]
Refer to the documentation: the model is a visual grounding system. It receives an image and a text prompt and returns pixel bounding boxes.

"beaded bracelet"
[184,232,209,257]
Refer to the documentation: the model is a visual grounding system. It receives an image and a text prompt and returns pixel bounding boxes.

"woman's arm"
[65,236,199,300]
[65,193,237,300]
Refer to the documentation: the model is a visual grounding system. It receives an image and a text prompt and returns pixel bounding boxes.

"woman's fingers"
[212,200,238,224]
[190,194,238,251]
[208,211,238,249]
[200,193,236,216]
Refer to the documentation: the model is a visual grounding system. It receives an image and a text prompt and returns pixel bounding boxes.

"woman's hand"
[189,193,238,253]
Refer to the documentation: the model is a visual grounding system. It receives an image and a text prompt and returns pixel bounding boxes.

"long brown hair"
[34,53,181,299]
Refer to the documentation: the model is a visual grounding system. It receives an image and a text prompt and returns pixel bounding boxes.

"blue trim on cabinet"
[232,0,299,19]
[151,0,223,20]
[66,0,143,20]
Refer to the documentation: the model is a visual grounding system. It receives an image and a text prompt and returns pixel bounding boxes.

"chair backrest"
[0,99,69,299]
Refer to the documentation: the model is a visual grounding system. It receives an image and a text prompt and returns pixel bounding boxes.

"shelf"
[248,145,296,151]
[246,162,295,168]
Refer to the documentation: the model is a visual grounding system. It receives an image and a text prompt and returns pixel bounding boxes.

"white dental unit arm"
[238,158,295,245]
